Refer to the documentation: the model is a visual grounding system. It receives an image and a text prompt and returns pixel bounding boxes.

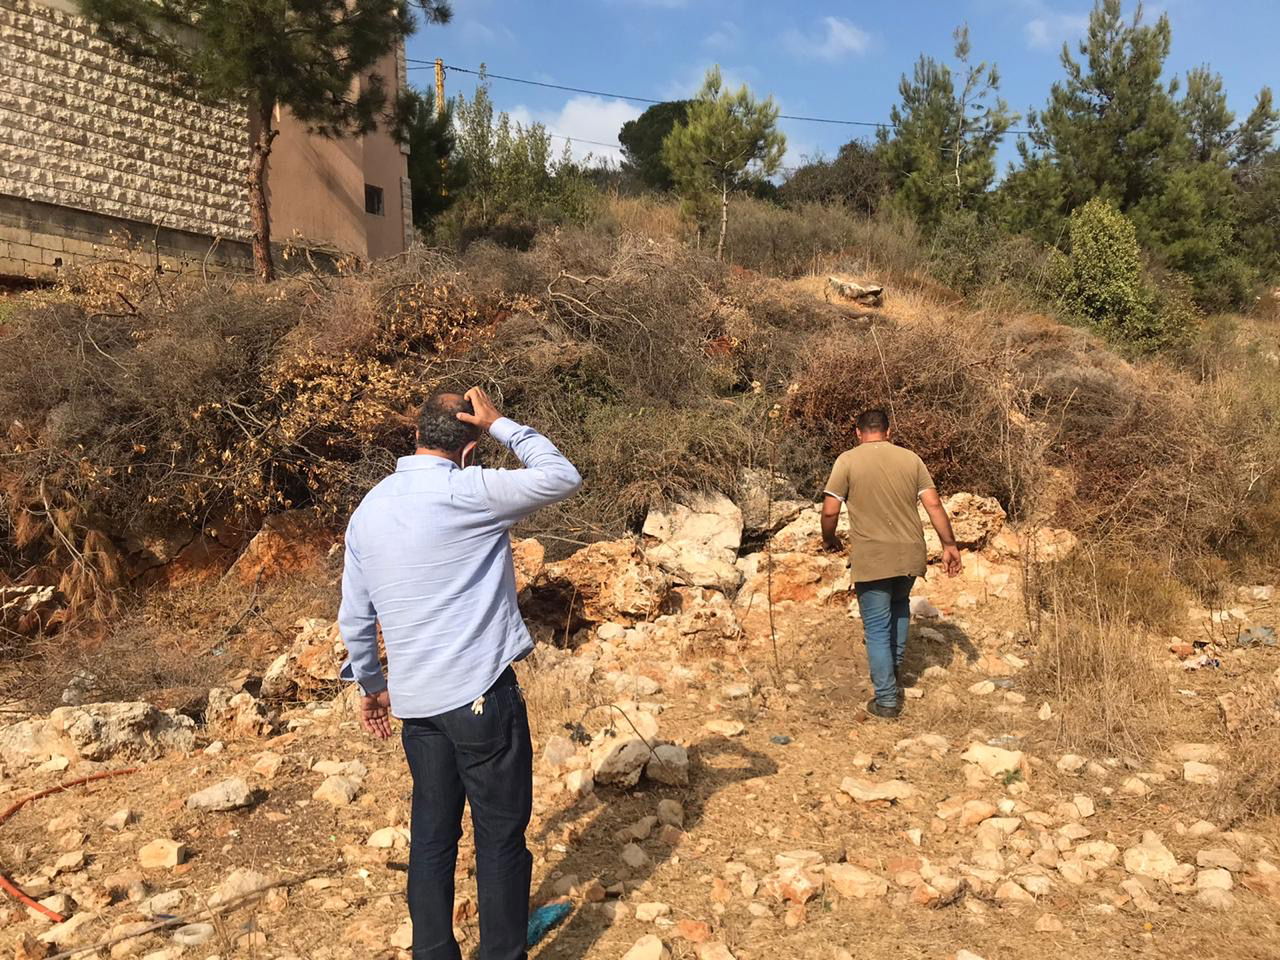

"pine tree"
[76,0,452,280]
[878,25,1012,229]
[662,67,786,260]
[403,89,466,231]
[1000,0,1276,306]
[619,101,692,191]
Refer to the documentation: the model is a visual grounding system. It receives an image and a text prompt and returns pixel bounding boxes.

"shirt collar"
[396,454,458,472]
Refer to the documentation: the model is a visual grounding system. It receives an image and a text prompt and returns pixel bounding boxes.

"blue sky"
[405,0,1276,173]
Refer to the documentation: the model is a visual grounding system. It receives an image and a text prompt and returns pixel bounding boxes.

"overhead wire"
[407,58,1035,136]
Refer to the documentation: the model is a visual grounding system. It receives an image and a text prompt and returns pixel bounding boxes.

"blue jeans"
[401,667,533,960]
[854,576,915,708]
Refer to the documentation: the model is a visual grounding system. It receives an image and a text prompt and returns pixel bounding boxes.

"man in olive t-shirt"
[821,409,961,719]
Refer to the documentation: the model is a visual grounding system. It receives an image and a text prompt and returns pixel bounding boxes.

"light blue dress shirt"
[337,417,581,718]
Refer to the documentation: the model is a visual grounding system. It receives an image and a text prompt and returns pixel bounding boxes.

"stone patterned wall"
[0,0,252,250]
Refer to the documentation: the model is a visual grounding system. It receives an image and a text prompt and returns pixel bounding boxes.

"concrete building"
[0,0,413,281]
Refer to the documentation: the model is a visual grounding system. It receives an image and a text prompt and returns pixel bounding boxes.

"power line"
[408,58,1034,135]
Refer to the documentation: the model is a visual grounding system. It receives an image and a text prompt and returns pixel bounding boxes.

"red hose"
[0,767,140,922]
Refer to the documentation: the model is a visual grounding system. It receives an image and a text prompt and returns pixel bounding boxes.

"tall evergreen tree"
[878,25,1012,229]
[76,0,452,280]
[1000,0,1276,305]
[619,101,691,191]
[662,67,786,260]
[403,89,467,231]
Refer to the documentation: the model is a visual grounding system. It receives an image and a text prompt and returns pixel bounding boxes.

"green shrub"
[1057,198,1192,352]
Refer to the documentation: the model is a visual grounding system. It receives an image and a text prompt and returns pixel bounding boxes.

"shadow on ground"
[524,738,778,959]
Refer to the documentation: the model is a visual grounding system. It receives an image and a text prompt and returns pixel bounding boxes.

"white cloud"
[1024,10,1089,49]
[661,63,757,100]
[783,16,871,62]
[455,19,514,46]
[507,95,642,164]
[704,20,740,50]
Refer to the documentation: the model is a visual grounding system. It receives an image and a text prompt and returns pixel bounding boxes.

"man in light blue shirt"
[338,386,581,960]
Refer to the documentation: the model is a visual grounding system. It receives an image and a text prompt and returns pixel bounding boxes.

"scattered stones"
[646,743,690,786]
[826,864,887,899]
[840,776,918,803]
[1119,776,1151,797]
[642,493,744,592]
[186,777,254,812]
[622,934,670,960]
[657,799,684,828]
[172,923,216,946]
[312,775,360,806]
[208,868,271,907]
[1056,754,1087,774]
[1182,761,1221,786]
[961,742,1025,780]
[206,688,276,738]
[703,719,745,737]
[635,902,671,922]
[1034,913,1064,932]
[621,843,650,869]
[138,839,186,870]
[1170,743,1226,763]
[1123,832,1190,883]
[1196,888,1236,910]
[1196,868,1233,892]
[1197,847,1244,872]
[367,827,410,849]
[542,735,578,770]
[591,738,651,789]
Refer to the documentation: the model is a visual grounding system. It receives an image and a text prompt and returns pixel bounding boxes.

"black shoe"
[865,698,902,720]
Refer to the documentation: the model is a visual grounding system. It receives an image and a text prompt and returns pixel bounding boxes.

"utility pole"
[435,59,445,117]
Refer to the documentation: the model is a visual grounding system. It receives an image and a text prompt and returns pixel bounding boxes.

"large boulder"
[226,509,337,586]
[920,493,1004,557]
[737,469,810,535]
[0,702,196,767]
[260,618,347,701]
[542,540,669,623]
[0,584,61,637]
[768,505,848,553]
[511,537,545,595]
[642,493,743,592]
[206,688,276,738]
[651,588,742,650]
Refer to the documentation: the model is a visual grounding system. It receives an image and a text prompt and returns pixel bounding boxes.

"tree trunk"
[249,102,279,282]
[716,176,729,262]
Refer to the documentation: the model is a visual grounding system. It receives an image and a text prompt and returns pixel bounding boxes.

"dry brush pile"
[2,222,1279,638]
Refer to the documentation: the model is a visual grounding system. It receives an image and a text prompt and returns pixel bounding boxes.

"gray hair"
[415,392,478,452]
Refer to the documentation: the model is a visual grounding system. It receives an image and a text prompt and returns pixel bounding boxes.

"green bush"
[1057,198,1191,352]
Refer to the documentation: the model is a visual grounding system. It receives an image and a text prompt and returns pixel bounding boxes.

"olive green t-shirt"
[823,441,935,584]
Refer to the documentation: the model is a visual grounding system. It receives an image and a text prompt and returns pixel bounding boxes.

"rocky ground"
[2,491,1278,960]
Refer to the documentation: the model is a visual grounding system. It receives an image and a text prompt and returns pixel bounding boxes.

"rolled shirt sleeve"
[823,454,851,502]
[915,455,936,496]
[476,417,583,526]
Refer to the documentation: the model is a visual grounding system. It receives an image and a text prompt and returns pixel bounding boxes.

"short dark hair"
[856,409,890,433]
[416,391,478,452]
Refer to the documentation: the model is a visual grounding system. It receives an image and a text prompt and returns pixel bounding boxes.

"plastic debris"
[528,899,573,947]
[770,735,793,745]
[1237,626,1277,648]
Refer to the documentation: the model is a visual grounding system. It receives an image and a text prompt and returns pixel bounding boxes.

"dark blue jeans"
[401,667,533,960]
[854,576,915,708]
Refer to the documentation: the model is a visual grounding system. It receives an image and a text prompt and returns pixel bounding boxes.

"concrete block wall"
[0,0,253,278]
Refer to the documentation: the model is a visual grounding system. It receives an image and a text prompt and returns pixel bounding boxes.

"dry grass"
[1025,587,1172,759]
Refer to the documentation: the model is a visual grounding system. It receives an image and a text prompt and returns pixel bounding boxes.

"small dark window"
[364,184,384,216]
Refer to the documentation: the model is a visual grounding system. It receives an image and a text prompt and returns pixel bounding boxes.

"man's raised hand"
[456,387,502,432]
